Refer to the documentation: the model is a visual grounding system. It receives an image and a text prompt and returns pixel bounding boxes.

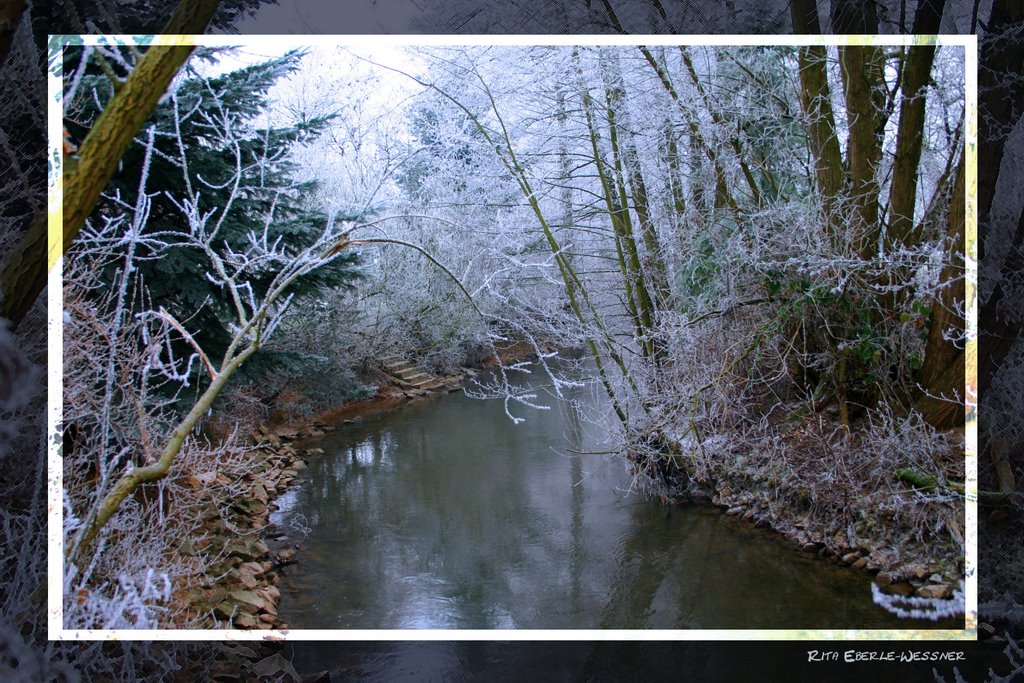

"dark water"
[271,361,959,630]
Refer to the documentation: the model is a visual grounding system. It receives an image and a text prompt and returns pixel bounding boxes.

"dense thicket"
[339,44,966,439]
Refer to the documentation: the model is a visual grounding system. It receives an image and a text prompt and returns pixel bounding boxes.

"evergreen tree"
[66,48,361,387]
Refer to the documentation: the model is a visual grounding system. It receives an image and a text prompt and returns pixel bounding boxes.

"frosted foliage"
[0,315,50,677]
[977,22,1024,636]
[54,49,366,643]
[63,565,171,631]
[871,580,965,621]
[987,342,1024,458]
[276,42,964,430]
[0,29,993,681]
[0,322,37,465]
[277,48,570,380]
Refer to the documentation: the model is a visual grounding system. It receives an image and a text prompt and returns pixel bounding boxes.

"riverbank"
[654,409,966,607]
[178,363,471,628]
[166,435,306,629]
[185,350,964,628]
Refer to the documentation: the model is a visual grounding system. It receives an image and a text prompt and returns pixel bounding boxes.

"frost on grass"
[871,580,965,621]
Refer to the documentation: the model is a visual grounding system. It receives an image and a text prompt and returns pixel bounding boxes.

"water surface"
[272,360,957,630]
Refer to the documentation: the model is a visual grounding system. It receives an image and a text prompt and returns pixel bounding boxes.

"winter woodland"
[50,41,977,630]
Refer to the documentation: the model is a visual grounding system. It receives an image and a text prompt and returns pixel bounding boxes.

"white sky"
[190,43,424,138]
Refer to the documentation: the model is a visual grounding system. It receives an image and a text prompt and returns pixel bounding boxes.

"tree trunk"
[883,0,946,247]
[556,89,575,243]
[600,52,662,360]
[661,118,687,225]
[916,154,965,428]
[915,348,966,429]
[613,90,671,310]
[887,43,937,248]
[789,0,822,33]
[63,45,195,252]
[977,0,1024,393]
[838,44,886,259]
[979,204,1024,393]
[2,45,193,326]
[69,338,259,565]
[681,47,762,208]
[590,66,655,358]
[160,0,223,33]
[638,45,738,214]
[978,0,1024,266]
[796,45,845,239]
[0,212,47,327]
[0,0,222,329]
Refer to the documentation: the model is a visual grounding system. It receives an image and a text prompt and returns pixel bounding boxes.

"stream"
[270,358,956,630]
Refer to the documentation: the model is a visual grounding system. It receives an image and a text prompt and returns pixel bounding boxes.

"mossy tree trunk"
[1,0,223,328]
[915,154,966,429]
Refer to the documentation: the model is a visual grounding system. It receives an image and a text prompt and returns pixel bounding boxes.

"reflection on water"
[272,359,958,630]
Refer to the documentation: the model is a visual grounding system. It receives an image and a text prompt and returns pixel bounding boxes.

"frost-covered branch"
[65,64,358,570]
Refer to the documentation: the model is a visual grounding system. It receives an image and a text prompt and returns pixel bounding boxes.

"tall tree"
[887,0,945,248]
[838,44,887,260]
